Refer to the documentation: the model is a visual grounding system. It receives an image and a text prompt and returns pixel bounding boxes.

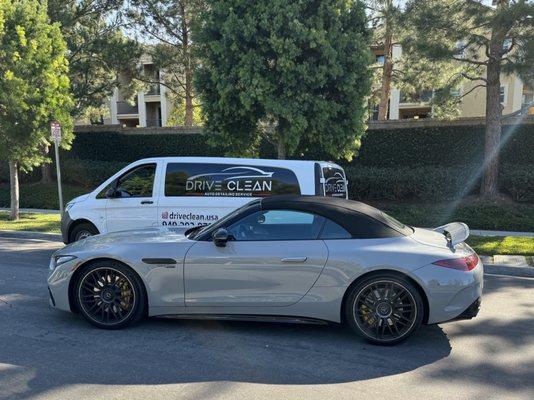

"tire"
[75,260,146,330]
[344,272,424,345]
[69,222,99,243]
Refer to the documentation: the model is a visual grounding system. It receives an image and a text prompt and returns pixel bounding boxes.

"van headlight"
[65,202,74,213]
[49,255,77,270]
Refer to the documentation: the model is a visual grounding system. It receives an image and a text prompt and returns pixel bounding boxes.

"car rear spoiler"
[434,222,470,247]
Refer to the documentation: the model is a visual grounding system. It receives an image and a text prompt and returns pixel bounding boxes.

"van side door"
[105,162,161,232]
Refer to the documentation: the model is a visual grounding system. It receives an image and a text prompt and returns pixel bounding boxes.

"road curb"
[0,230,62,242]
[483,264,534,278]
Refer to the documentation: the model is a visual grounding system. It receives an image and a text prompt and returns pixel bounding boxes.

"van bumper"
[60,211,72,244]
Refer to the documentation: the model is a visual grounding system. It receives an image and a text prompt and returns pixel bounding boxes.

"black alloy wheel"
[76,261,146,329]
[345,274,423,345]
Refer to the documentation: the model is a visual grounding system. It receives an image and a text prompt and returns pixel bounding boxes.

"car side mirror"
[105,187,119,198]
[212,228,229,247]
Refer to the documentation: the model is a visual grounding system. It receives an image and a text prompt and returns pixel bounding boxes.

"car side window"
[320,218,352,239]
[115,164,156,198]
[227,210,325,241]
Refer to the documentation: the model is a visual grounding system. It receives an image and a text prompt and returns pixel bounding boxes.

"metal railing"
[146,84,161,95]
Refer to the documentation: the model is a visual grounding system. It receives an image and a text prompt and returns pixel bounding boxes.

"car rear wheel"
[344,273,424,345]
[70,222,98,242]
[75,261,146,329]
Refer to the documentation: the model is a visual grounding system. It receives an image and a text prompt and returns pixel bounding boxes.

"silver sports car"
[48,195,483,344]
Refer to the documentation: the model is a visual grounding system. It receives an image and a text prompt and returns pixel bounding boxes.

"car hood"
[58,227,192,255]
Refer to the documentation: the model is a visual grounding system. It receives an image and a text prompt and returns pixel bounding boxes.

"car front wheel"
[75,261,146,329]
[344,273,424,345]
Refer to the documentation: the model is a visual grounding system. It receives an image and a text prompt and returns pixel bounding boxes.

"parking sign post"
[50,121,64,215]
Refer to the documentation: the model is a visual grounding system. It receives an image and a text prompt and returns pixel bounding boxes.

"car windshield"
[187,199,261,240]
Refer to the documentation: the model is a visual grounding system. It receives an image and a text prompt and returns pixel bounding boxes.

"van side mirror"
[105,187,119,198]
[212,228,229,247]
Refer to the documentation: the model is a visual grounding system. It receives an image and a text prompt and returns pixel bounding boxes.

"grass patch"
[0,183,86,210]
[467,236,534,256]
[0,212,60,233]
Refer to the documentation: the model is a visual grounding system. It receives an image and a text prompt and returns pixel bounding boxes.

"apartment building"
[109,55,173,127]
[374,45,534,120]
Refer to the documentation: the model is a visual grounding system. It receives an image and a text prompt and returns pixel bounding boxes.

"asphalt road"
[0,237,533,400]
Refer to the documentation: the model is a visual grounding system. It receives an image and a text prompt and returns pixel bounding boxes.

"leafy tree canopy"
[195,0,372,159]
[0,0,73,171]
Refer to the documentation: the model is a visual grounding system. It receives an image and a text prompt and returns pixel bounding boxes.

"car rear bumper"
[413,259,484,324]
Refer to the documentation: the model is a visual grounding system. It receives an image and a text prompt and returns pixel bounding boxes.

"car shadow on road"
[0,309,452,399]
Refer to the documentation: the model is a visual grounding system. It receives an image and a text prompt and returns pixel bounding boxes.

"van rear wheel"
[70,222,98,242]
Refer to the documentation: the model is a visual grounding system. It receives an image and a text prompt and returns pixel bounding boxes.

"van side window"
[320,218,352,239]
[164,163,301,197]
[115,164,156,198]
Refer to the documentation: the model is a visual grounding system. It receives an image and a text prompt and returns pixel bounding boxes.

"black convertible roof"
[260,195,411,238]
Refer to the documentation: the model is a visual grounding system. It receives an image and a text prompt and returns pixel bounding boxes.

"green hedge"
[61,123,534,168]
[0,183,86,209]
[345,166,478,202]
[500,164,534,202]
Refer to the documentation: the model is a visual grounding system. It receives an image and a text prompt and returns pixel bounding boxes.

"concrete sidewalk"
[0,207,60,214]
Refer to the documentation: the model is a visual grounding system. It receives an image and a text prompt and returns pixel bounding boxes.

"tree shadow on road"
[0,309,452,399]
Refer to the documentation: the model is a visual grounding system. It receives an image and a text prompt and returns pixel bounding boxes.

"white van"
[61,157,348,243]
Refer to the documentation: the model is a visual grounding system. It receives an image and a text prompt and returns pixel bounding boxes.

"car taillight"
[432,254,479,271]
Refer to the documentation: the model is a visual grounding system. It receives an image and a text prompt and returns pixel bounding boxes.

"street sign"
[50,121,61,143]
[50,121,64,214]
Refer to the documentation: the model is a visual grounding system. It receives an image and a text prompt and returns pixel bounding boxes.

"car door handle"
[140,200,154,205]
[281,257,307,263]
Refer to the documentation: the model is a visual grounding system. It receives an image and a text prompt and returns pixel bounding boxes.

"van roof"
[134,156,344,168]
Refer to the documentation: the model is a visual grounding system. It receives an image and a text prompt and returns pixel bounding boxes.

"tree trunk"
[184,69,194,127]
[41,163,53,183]
[481,14,505,198]
[40,145,53,183]
[9,161,19,221]
[181,3,194,127]
[277,141,286,160]
[377,32,393,120]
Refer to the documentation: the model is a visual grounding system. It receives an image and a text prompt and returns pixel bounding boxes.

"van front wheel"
[70,222,99,242]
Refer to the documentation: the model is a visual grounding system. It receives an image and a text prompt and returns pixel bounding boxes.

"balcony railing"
[400,90,433,105]
[146,84,161,95]
[116,101,139,115]
[146,118,162,127]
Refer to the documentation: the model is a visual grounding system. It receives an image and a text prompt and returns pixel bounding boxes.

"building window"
[375,55,385,65]
[500,86,507,104]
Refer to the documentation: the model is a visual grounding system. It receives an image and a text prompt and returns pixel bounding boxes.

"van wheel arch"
[68,219,99,243]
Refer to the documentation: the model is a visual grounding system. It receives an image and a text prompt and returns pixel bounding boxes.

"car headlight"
[49,255,77,270]
[65,202,74,213]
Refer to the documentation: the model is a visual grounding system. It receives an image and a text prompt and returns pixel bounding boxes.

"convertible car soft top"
[258,195,414,238]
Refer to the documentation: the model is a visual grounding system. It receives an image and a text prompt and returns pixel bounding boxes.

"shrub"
[62,159,128,188]
[344,165,478,202]
[500,164,534,202]
[0,183,87,210]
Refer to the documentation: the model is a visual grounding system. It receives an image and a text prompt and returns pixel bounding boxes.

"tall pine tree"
[406,0,534,198]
